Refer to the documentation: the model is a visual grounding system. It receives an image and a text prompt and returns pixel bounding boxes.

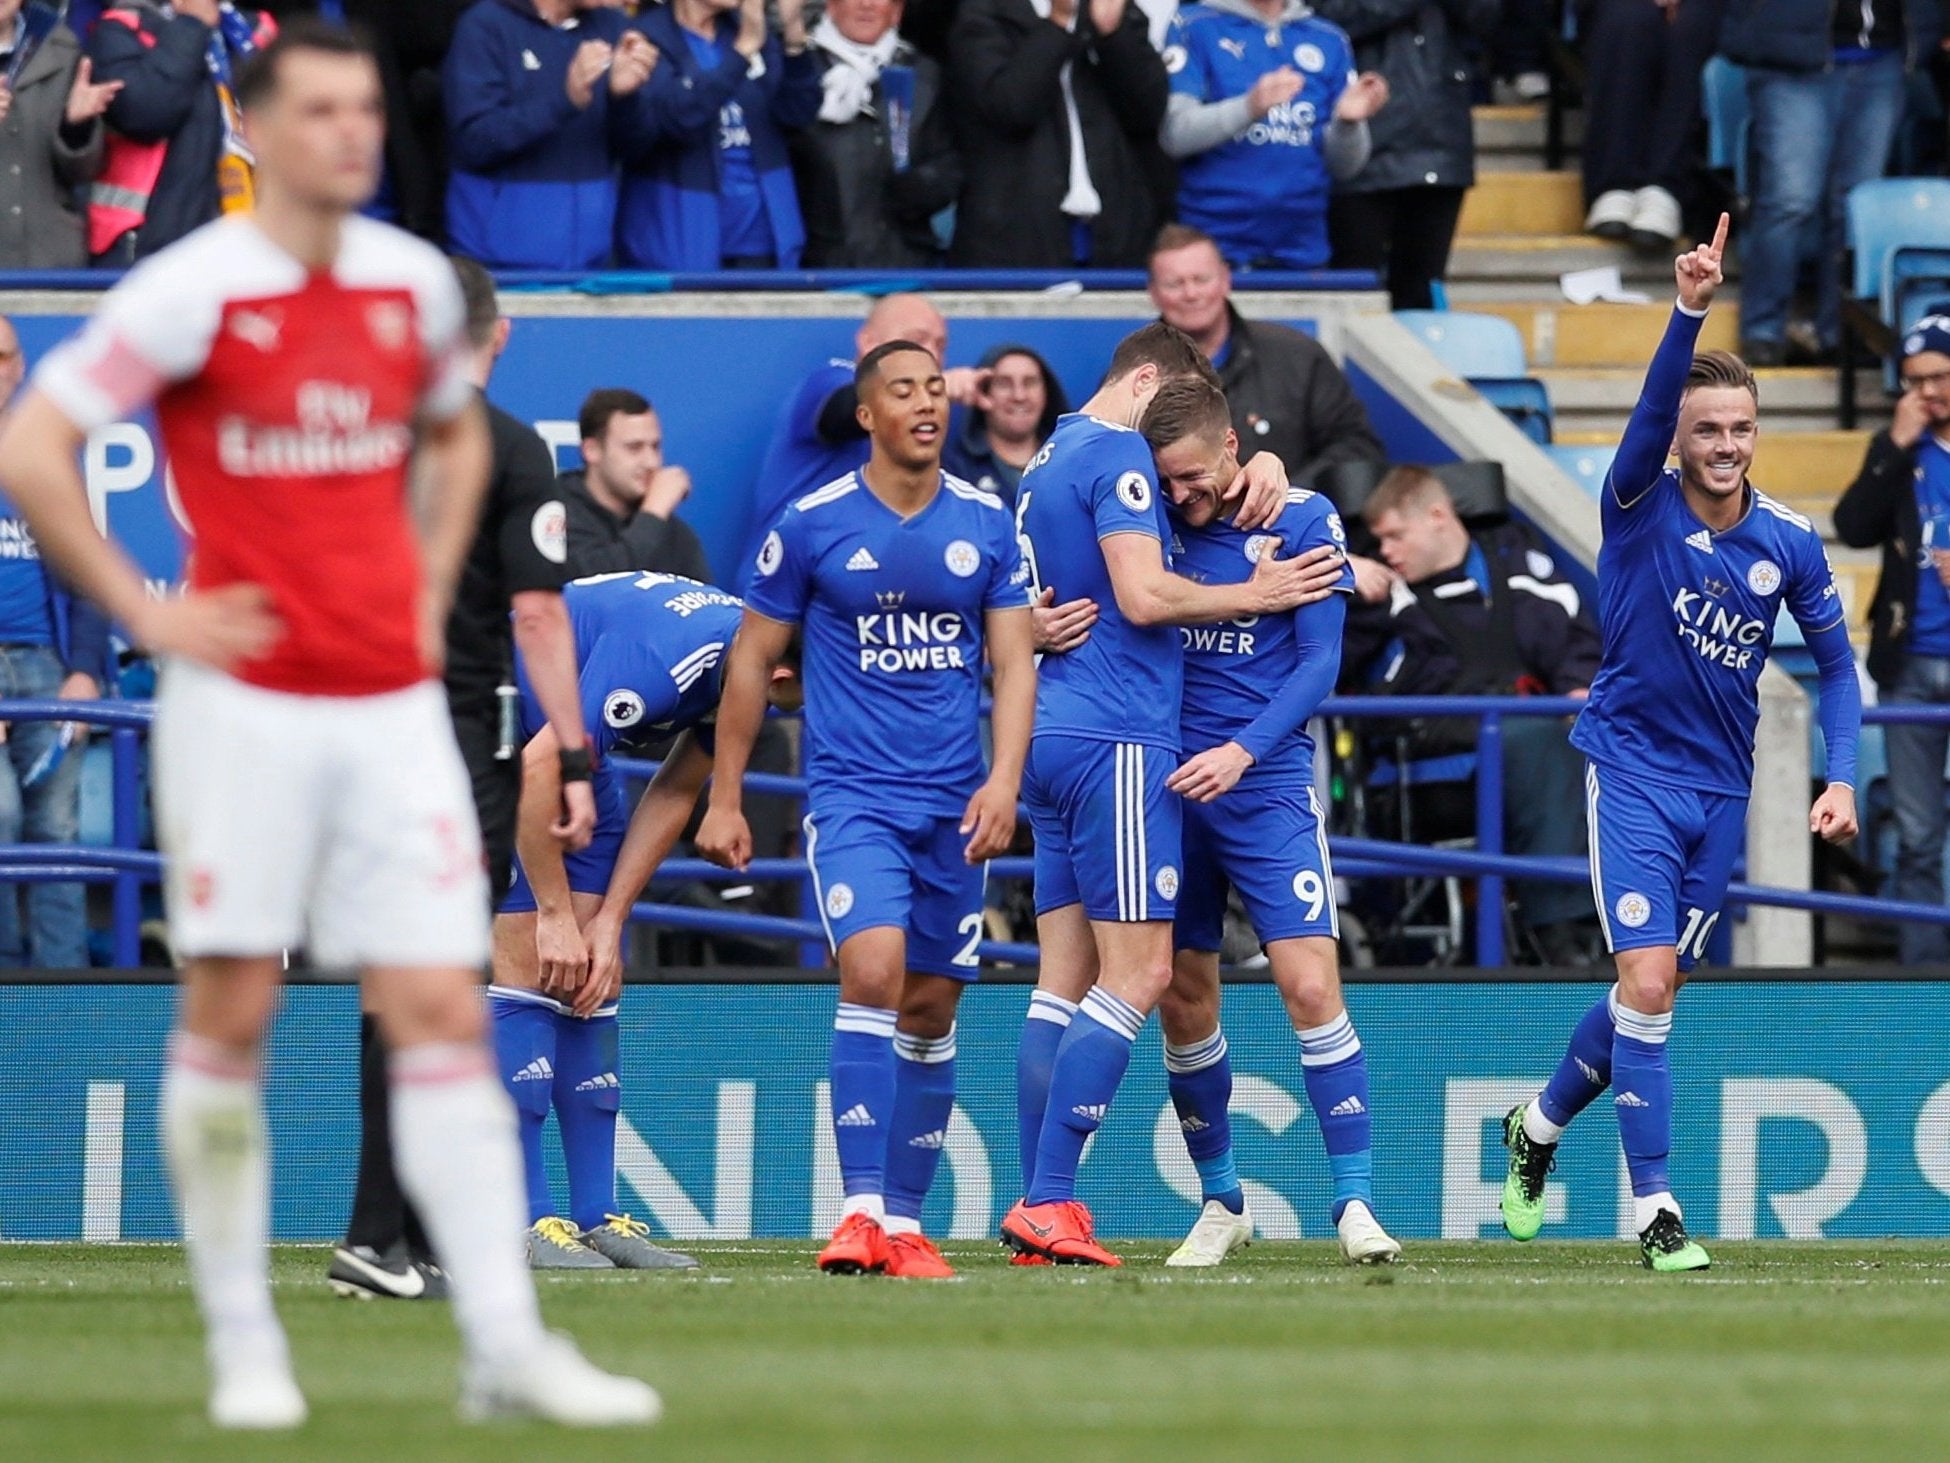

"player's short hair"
[235,17,376,111]
[1149,223,1221,266]
[448,256,499,349]
[1102,322,1221,391]
[579,388,654,443]
[1684,350,1759,406]
[855,339,939,395]
[1140,376,1231,455]
[1361,465,1452,526]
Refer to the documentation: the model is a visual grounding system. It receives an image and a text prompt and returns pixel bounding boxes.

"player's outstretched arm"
[697,610,794,872]
[516,723,592,992]
[511,589,596,851]
[1102,533,1345,626]
[577,732,715,1016]
[965,606,1034,863]
[1609,213,1729,514]
[0,390,283,666]
[411,398,493,676]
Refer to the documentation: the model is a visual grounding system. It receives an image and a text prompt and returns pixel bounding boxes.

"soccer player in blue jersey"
[1501,217,1862,1271]
[491,570,800,1272]
[1002,324,1347,1266]
[699,339,1037,1279]
[1162,0,1388,270]
[1133,377,1401,1268]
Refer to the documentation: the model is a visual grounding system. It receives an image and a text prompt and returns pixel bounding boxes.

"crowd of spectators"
[0,0,1928,325]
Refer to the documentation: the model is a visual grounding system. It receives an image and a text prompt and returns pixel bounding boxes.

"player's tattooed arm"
[517,724,591,994]
[698,611,795,872]
[578,732,716,1016]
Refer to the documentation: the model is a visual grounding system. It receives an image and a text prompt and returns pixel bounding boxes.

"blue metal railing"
[4,695,1945,971]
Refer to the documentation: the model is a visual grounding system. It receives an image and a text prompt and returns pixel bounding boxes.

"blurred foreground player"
[1500,219,1860,1271]
[492,570,798,1271]
[700,340,1036,1279]
[329,254,598,1302]
[1138,378,1399,1268]
[0,22,657,1427]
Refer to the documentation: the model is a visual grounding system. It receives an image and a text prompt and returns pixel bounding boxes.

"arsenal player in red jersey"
[0,20,657,1432]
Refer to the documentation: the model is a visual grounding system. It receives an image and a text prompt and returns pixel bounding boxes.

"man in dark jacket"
[1312,0,1497,309]
[946,0,1169,267]
[788,0,961,267]
[1342,466,1603,961]
[616,0,822,270]
[1721,0,1943,365]
[561,387,714,583]
[942,342,1067,507]
[0,2,116,268]
[443,0,656,271]
[1149,224,1384,488]
[1834,315,1950,962]
[85,0,273,261]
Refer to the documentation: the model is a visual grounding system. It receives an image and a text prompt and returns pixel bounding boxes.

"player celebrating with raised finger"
[1500,216,1862,1271]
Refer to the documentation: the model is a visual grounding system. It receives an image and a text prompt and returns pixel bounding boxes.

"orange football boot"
[999,1198,1121,1266]
[1009,1251,1052,1267]
[884,1232,956,1278]
[818,1211,890,1274]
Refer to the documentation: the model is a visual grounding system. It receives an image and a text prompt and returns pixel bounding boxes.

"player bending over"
[1136,378,1400,1268]
[491,571,798,1271]
[699,340,1036,1279]
[1501,217,1861,1271]
[0,22,655,1426]
[1004,324,1346,1266]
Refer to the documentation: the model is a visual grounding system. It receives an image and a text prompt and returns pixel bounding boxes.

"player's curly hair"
[1685,350,1759,405]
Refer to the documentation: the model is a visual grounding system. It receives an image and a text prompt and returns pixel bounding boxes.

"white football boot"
[1164,1199,1254,1268]
[461,1332,662,1427]
[209,1367,308,1430]
[1336,1199,1402,1264]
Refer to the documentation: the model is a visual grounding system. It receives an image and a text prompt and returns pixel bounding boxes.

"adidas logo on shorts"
[575,1073,619,1093]
[907,1130,946,1149]
[835,1104,876,1127]
[1179,1114,1210,1133]
[1071,1103,1108,1122]
[1615,1090,1650,1108]
[512,1058,553,1082]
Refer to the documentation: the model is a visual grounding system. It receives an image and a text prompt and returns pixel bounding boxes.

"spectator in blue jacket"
[1723,0,1944,365]
[0,316,111,968]
[444,0,658,271]
[1160,0,1388,270]
[615,0,822,270]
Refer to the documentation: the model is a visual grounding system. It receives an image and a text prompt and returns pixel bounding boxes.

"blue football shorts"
[803,800,988,980]
[1024,733,1182,923]
[1176,779,1337,953]
[1584,759,1746,969]
[501,762,629,914]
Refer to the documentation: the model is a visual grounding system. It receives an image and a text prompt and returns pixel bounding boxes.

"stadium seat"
[1470,378,1555,444]
[1394,310,1529,378]
[1847,178,1950,304]
[1546,443,1616,499]
[1315,460,1511,544]
[1700,57,1750,200]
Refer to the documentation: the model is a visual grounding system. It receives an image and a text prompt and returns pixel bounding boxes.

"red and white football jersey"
[36,214,474,696]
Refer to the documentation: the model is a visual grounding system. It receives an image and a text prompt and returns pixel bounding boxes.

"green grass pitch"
[4,1240,1949,1460]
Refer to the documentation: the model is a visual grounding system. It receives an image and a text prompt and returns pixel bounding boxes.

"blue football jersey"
[1570,308,1846,795]
[1018,413,1182,752]
[1175,487,1354,780]
[746,469,1029,814]
[515,571,745,756]
[1165,4,1354,268]
[746,359,865,579]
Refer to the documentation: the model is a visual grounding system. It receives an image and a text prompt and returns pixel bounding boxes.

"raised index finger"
[1706,211,1729,263]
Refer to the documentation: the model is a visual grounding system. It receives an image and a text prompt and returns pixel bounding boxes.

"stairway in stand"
[1446,103,1882,637]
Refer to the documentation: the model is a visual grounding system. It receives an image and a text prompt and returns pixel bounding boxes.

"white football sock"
[1523,1097,1565,1145]
[1635,1191,1681,1234]
[840,1193,887,1223]
[161,1031,289,1380]
[390,1042,545,1368]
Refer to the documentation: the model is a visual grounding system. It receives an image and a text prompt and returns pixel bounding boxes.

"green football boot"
[1500,1104,1555,1241]
[1638,1209,1711,1272]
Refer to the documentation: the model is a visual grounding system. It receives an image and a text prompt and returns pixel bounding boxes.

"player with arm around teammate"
[1500,217,1861,1271]
[1003,324,1349,1267]
[490,570,799,1272]
[699,339,1036,1279]
[1135,376,1400,1268]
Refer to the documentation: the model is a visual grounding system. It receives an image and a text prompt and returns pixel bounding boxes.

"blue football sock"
[831,1003,898,1203]
[1016,991,1075,1196]
[1611,1003,1675,1201]
[1298,1011,1374,1224]
[488,988,557,1224]
[1165,1030,1241,1213]
[553,1007,621,1233]
[1027,987,1142,1206]
[885,1024,957,1224]
[1537,986,1618,1130]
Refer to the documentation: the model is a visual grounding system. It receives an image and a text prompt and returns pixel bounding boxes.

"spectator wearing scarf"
[786,0,961,267]
[0,0,120,267]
